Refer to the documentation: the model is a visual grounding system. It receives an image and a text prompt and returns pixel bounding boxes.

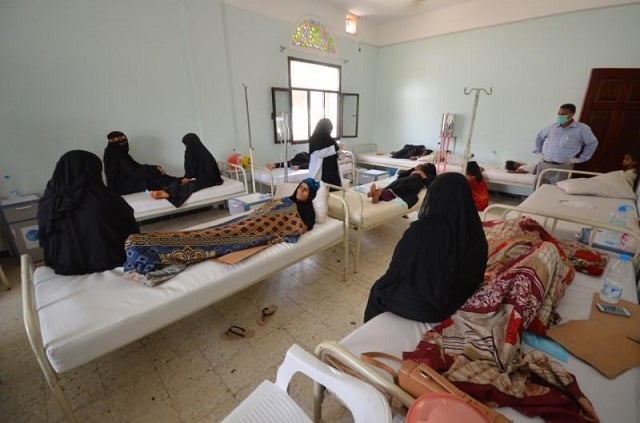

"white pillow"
[274,181,328,224]
[556,170,635,199]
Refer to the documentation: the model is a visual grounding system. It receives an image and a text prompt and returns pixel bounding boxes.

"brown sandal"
[257,305,278,326]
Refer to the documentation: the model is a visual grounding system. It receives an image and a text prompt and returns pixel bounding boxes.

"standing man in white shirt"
[533,103,598,185]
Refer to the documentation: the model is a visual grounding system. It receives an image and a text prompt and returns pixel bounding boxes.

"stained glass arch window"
[291,18,336,54]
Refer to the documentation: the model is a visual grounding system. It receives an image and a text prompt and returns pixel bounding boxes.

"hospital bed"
[327,176,426,273]
[313,199,640,422]
[252,151,356,194]
[21,186,350,422]
[518,168,640,251]
[123,162,249,222]
[353,143,536,196]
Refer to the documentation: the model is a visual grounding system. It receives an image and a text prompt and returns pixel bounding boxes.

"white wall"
[373,4,640,166]
[0,0,377,196]
[2,1,639,196]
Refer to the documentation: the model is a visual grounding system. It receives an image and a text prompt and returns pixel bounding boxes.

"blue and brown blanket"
[123,197,306,285]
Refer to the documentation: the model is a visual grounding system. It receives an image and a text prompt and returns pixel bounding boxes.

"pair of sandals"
[220,305,278,341]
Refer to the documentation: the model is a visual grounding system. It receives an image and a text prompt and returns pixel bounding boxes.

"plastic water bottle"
[599,254,633,303]
[603,205,631,247]
[1,174,19,199]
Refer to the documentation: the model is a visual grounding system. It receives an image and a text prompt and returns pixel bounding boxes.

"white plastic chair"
[221,344,392,423]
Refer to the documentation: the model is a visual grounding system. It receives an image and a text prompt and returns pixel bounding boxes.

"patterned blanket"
[123,197,306,285]
[404,217,605,422]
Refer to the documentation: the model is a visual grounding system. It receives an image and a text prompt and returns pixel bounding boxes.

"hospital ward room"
[2,1,640,422]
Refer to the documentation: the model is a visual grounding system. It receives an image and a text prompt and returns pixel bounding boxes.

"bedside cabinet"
[0,194,43,262]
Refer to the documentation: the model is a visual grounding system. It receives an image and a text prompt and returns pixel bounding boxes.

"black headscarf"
[308,118,341,186]
[182,133,223,188]
[364,173,488,322]
[103,131,175,194]
[289,179,317,231]
[38,150,139,275]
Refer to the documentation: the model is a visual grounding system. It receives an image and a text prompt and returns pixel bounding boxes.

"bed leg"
[22,253,77,422]
[47,376,77,423]
[0,264,10,290]
[354,228,363,273]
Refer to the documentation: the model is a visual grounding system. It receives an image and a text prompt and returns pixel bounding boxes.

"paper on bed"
[547,295,640,378]
[213,245,269,265]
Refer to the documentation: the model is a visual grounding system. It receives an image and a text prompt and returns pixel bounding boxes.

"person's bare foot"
[371,189,381,204]
[367,183,377,198]
[150,190,170,199]
[266,163,275,170]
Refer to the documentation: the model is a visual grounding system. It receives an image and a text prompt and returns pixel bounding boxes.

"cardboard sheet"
[547,294,640,379]
[212,245,269,265]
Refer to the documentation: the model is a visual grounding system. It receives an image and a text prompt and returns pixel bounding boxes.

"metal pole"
[243,83,256,193]
[462,87,492,173]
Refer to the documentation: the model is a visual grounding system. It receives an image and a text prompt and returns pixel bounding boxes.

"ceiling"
[322,0,477,23]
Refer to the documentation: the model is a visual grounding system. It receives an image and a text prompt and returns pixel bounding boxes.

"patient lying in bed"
[123,179,319,285]
[401,216,606,422]
[367,163,436,206]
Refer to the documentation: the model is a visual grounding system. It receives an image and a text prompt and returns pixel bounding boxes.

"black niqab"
[38,150,139,275]
[103,138,175,195]
[364,173,488,322]
[182,133,223,188]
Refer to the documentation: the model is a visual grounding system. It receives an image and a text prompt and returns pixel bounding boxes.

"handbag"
[362,352,511,423]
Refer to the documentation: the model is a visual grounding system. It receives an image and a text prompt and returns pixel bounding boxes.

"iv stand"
[242,83,256,193]
[462,87,492,173]
[281,113,291,182]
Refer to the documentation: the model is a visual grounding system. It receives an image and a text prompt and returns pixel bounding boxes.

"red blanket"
[404,217,605,422]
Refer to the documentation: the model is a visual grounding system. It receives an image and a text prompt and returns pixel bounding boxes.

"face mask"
[556,115,569,125]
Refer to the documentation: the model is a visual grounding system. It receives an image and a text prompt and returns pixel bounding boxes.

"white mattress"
[481,165,536,196]
[253,161,354,187]
[519,184,639,236]
[33,216,344,373]
[328,177,424,228]
[340,262,640,423]
[123,176,246,221]
[356,151,535,195]
[355,151,429,170]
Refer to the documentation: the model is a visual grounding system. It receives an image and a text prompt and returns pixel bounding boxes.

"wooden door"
[577,68,640,173]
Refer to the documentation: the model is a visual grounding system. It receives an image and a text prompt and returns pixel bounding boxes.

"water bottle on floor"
[599,253,633,303]
[603,205,631,247]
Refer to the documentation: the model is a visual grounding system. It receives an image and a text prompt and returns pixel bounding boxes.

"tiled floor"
[0,193,523,422]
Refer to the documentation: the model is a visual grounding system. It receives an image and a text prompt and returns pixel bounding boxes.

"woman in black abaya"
[38,150,139,275]
[364,172,488,323]
[182,133,223,189]
[149,133,224,207]
[308,118,341,186]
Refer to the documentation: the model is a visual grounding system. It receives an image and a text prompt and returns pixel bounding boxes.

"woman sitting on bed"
[38,150,139,275]
[123,178,320,285]
[149,133,224,207]
[364,173,488,322]
[366,163,436,207]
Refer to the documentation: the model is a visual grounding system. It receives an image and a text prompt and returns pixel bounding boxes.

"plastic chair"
[221,344,392,423]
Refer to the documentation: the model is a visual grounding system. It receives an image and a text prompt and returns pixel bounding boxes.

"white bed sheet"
[339,263,640,423]
[519,184,639,238]
[355,149,535,195]
[33,216,344,373]
[253,162,354,188]
[329,176,424,228]
[123,176,246,221]
[481,166,536,196]
[355,151,433,170]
